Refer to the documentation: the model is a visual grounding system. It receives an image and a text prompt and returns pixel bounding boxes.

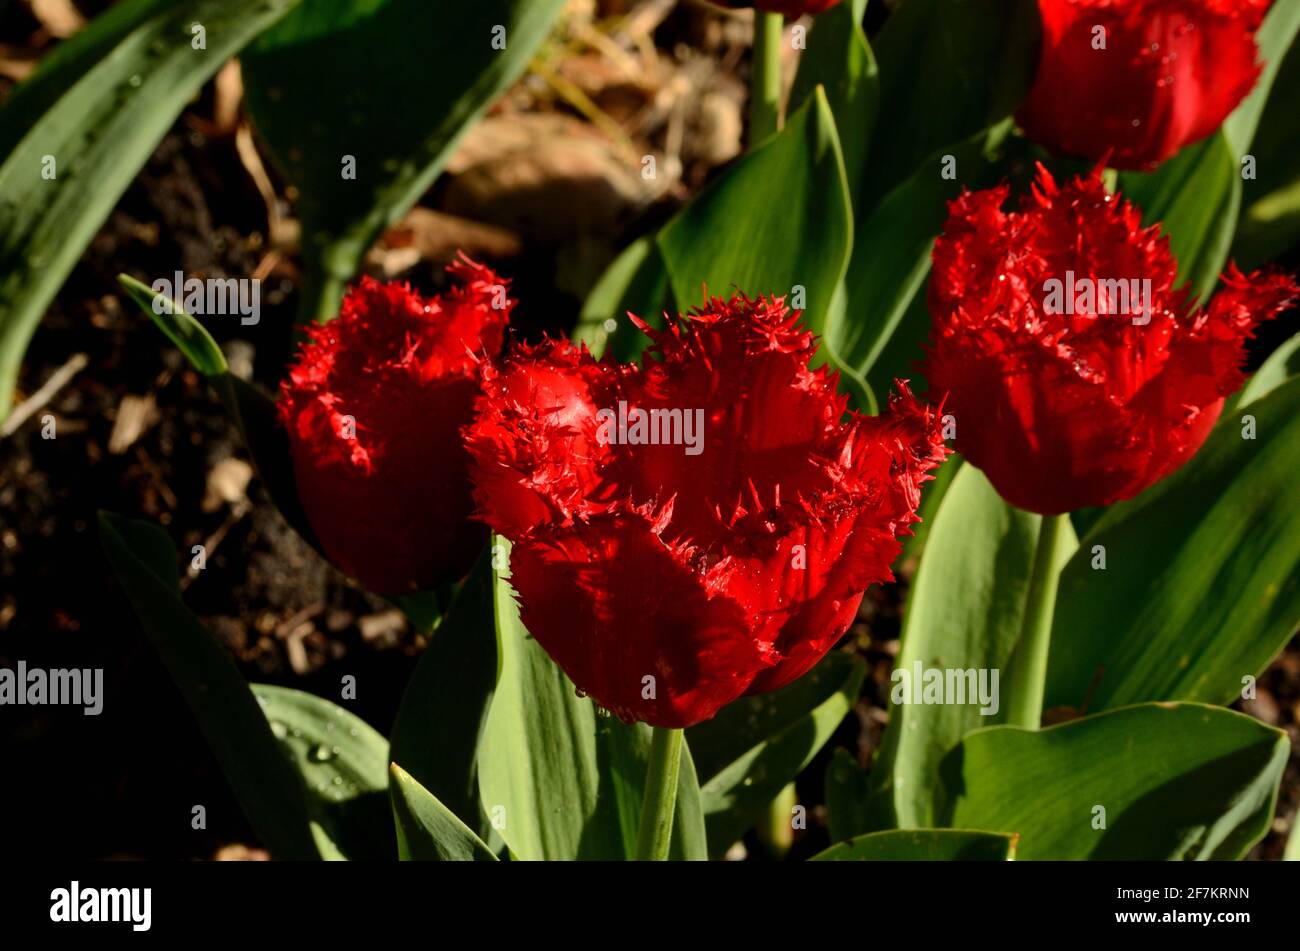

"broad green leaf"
[832,0,1039,392]
[843,124,1011,382]
[936,703,1288,860]
[390,764,497,861]
[869,465,1076,829]
[865,284,932,400]
[789,0,878,206]
[99,512,318,860]
[1233,33,1300,268]
[899,453,961,564]
[250,684,391,861]
[863,0,1039,208]
[1287,814,1300,861]
[389,552,498,839]
[687,651,865,857]
[810,828,1017,862]
[118,274,228,377]
[476,539,705,860]
[823,748,872,845]
[1120,134,1241,304]
[574,235,672,362]
[241,0,565,324]
[1045,377,1300,713]
[0,0,303,420]
[657,89,862,405]
[1235,178,1300,269]
[1237,332,1300,408]
[1221,0,1300,158]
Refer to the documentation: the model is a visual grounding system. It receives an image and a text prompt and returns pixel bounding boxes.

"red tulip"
[1016,0,1271,170]
[466,295,946,727]
[925,164,1298,515]
[278,256,511,595]
[712,0,844,17]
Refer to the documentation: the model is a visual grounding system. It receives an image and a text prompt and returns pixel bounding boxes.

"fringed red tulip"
[925,164,1298,515]
[278,256,511,594]
[466,295,946,727]
[1017,0,1272,170]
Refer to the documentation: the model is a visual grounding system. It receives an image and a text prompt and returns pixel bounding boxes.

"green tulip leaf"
[389,551,499,840]
[869,465,1076,830]
[789,0,878,207]
[250,683,392,861]
[810,828,1017,862]
[1045,377,1300,714]
[1121,134,1241,304]
[241,0,565,324]
[390,763,497,861]
[1222,0,1300,159]
[574,235,673,362]
[0,0,303,420]
[1286,813,1300,861]
[99,512,319,860]
[476,539,706,860]
[657,88,867,409]
[863,0,1039,209]
[936,703,1288,860]
[823,748,873,846]
[687,651,865,857]
[118,274,228,377]
[845,123,1012,386]
[1233,21,1300,268]
[1236,331,1300,408]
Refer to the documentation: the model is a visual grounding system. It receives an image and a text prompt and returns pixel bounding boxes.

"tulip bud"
[278,256,512,594]
[1017,0,1272,170]
[924,164,1298,514]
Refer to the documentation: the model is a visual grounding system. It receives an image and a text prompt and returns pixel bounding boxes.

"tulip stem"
[299,260,350,327]
[635,726,683,860]
[1004,512,1068,730]
[750,11,784,145]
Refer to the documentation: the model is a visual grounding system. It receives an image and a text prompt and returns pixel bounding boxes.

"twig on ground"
[0,352,89,439]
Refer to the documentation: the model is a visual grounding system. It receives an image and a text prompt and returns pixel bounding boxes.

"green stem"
[298,262,349,327]
[635,726,683,860]
[1004,512,1068,730]
[759,781,798,858]
[1101,167,1119,193]
[750,11,784,146]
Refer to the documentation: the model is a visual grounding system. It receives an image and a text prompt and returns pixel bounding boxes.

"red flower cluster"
[1017,0,1272,169]
[278,257,511,594]
[925,164,1298,515]
[465,296,946,727]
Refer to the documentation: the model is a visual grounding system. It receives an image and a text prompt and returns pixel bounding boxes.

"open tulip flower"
[1017,0,1272,169]
[926,164,1298,516]
[466,295,947,729]
[278,256,512,595]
